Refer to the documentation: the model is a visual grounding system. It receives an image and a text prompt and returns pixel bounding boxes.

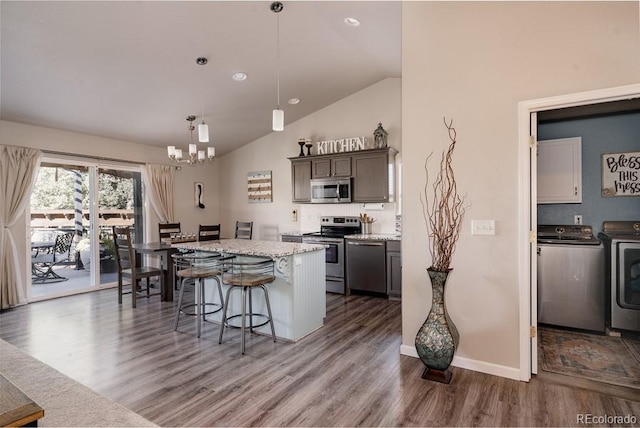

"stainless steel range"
[598,221,640,333]
[302,216,361,294]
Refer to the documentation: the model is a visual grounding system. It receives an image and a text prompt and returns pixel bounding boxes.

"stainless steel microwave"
[310,178,352,203]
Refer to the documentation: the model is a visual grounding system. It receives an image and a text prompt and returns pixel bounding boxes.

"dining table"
[131,242,178,301]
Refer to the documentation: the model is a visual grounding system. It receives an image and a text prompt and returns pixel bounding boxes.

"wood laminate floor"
[1,289,639,427]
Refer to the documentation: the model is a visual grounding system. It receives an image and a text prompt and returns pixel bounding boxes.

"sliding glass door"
[29,158,143,300]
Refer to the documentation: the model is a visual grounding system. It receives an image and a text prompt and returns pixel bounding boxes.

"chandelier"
[167,116,215,165]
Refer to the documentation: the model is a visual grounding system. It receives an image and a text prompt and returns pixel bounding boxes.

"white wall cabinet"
[537,137,582,204]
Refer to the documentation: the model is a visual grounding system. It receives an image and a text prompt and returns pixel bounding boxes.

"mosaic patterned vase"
[415,268,459,384]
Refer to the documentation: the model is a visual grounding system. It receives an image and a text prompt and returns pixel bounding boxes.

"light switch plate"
[471,220,496,236]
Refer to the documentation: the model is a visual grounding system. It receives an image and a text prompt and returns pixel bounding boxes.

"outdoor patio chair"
[31,232,74,283]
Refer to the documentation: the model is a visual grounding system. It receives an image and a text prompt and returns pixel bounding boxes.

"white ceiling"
[1,1,402,156]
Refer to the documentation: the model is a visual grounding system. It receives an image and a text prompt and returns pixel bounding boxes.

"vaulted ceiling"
[1,1,402,156]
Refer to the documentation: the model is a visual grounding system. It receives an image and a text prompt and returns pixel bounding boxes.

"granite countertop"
[173,239,326,258]
[345,233,402,241]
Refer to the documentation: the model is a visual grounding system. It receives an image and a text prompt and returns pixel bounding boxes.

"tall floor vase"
[415,268,459,383]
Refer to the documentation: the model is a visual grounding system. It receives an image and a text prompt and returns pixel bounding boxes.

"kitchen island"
[173,239,326,342]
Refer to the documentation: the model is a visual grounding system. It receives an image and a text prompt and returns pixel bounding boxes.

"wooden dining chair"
[159,222,181,242]
[234,221,253,240]
[198,224,221,242]
[113,226,164,308]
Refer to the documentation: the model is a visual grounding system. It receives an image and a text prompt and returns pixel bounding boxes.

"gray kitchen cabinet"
[312,156,351,178]
[386,240,401,299]
[352,148,397,202]
[291,159,311,202]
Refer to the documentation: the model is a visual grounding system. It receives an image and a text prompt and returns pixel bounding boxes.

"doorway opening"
[517,83,640,382]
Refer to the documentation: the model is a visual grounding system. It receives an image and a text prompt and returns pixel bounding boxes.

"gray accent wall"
[537,111,640,235]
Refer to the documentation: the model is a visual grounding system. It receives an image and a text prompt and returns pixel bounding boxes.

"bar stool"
[218,255,276,354]
[172,252,225,338]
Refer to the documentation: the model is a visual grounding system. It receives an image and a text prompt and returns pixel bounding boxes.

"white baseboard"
[400,344,521,381]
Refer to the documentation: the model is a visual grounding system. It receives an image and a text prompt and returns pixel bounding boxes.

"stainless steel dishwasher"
[346,239,386,294]
[537,225,605,332]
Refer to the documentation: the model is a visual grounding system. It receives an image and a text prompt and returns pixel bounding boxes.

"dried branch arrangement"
[421,118,466,272]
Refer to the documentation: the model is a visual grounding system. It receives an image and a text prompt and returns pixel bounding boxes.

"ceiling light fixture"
[167,115,215,165]
[232,72,248,81]
[344,17,360,27]
[271,1,284,132]
[196,57,210,143]
[288,98,300,105]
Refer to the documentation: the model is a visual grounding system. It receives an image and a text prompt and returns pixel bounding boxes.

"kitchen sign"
[601,151,640,197]
[316,137,368,155]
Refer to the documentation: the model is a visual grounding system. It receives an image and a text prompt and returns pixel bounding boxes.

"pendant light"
[271,2,284,131]
[196,57,210,142]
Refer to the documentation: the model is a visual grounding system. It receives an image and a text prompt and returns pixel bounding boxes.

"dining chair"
[31,231,74,283]
[112,226,164,308]
[234,221,253,240]
[198,224,221,242]
[159,222,181,242]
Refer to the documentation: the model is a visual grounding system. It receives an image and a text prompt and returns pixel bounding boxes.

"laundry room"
[535,99,640,388]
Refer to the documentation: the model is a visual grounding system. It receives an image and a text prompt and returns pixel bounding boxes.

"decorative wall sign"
[601,151,640,197]
[316,137,368,155]
[195,182,205,209]
[247,170,273,203]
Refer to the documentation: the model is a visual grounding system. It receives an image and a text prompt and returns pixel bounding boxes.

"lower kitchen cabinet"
[386,240,401,299]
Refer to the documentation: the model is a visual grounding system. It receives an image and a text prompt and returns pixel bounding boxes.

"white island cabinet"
[173,239,326,342]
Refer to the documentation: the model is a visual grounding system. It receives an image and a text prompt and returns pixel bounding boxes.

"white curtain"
[141,164,175,223]
[0,145,42,309]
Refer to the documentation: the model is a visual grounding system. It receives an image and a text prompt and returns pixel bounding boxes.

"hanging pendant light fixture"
[271,1,284,132]
[167,116,215,165]
[196,57,210,142]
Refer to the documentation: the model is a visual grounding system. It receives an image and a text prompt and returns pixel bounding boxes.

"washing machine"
[537,224,605,332]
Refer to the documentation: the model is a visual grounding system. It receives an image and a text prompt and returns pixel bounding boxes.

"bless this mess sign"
[601,151,640,197]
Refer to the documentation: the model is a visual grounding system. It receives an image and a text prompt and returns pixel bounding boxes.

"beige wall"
[0,119,221,293]
[402,1,640,377]
[217,78,402,239]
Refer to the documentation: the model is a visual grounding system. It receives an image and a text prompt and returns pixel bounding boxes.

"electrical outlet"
[574,215,583,225]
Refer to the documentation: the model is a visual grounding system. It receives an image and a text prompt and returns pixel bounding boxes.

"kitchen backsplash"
[298,203,399,234]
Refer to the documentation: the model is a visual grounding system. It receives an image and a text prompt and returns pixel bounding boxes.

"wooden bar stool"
[172,252,225,338]
[218,255,276,354]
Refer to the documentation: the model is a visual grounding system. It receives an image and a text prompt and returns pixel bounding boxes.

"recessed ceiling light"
[232,72,247,81]
[288,98,300,105]
[344,17,360,27]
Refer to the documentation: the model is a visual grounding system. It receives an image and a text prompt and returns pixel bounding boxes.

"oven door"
[618,242,640,310]
[302,237,344,278]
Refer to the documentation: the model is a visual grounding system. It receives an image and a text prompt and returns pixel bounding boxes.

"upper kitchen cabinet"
[312,156,351,178]
[537,137,582,204]
[352,148,398,202]
[291,158,311,203]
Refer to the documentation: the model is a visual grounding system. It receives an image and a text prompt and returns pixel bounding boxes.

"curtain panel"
[0,145,42,309]
[141,164,175,224]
